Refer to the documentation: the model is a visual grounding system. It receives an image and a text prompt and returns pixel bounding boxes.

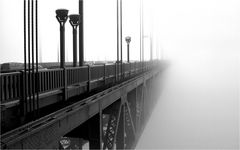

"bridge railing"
[90,65,105,81]
[105,64,115,77]
[0,61,159,103]
[0,72,21,102]
[38,68,64,93]
[66,66,88,86]
[123,63,130,77]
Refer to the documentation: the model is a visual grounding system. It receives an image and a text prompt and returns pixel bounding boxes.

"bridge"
[1,60,166,149]
[0,0,167,149]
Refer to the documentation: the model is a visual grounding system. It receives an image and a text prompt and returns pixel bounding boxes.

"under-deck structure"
[1,61,165,149]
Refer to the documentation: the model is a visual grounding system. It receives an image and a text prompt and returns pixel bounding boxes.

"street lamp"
[56,9,69,68]
[69,14,81,67]
[125,36,131,63]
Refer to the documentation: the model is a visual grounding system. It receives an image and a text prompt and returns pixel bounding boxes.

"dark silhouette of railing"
[38,68,65,93]
[0,60,165,149]
[0,61,157,104]
[66,66,88,86]
[0,72,21,101]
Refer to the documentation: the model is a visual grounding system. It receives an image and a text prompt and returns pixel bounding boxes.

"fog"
[137,53,239,149]
[137,0,240,149]
[0,0,239,148]
[0,0,144,63]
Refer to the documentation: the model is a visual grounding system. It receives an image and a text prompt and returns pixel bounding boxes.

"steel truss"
[1,68,161,149]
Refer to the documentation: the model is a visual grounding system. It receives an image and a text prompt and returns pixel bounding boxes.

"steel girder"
[1,70,160,149]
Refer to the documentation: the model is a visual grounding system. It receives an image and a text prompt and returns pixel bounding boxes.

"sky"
[137,0,240,149]
[0,0,149,63]
[153,0,240,60]
[0,0,239,149]
[0,0,240,62]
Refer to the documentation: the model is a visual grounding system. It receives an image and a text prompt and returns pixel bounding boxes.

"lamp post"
[69,14,80,67]
[125,36,131,63]
[56,9,69,68]
[56,9,68,101]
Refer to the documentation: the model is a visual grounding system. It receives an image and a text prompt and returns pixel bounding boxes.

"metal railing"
[66,66,88,86]
[0,72,21,102]
[90,65,105,80]
[38,69,64,93]
[0,61,160,103]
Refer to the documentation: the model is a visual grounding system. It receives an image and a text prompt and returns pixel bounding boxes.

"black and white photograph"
[0,0,239,149]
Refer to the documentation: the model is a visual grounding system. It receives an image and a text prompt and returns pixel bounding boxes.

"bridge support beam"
[88,114,101,149]
[1,68,163,149]
[116,104,125,149]
[135,85,142,135]
[102,100,122,149]
[127,89,137,131]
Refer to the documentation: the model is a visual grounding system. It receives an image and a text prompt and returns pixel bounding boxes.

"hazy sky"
[137,0,240,149]
[0,0,240,63]
[153,0,240,60]
[0,0,239,148]
[0,0,151,63]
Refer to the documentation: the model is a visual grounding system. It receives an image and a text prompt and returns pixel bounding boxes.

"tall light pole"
[125,36,131,63]
[69,14,81,67]
[56,9,68,101]
[56,9,69,68]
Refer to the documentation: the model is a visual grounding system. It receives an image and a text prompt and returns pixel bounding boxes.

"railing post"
[64,68,68,101]
[20,71,27,119]
[129,63,131,77]
[104,64,106,85]
[88,65,91,92]
[115,62,118,83]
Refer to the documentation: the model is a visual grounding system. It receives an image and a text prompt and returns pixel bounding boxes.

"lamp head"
[125,36,131,44]
[56,9,69,23]
[69,14,81,26]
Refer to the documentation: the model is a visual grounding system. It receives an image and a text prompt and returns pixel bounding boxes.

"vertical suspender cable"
[36,0,39,116]
[142,0,144,64]
[31,0,35,116]
[150,34,152,61]
[116,0,119,81]
[23,0,27,116]
[139,0,142,63]
[140,0,144,71]
[28,0,32,113]
[79,0,84,66]
[120,0,123,79]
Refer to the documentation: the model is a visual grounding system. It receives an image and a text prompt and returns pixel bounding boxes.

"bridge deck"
[1,68,160,149]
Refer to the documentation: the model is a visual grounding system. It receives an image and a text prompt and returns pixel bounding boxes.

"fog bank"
[136,51,239,149]
[136,0,239,149]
